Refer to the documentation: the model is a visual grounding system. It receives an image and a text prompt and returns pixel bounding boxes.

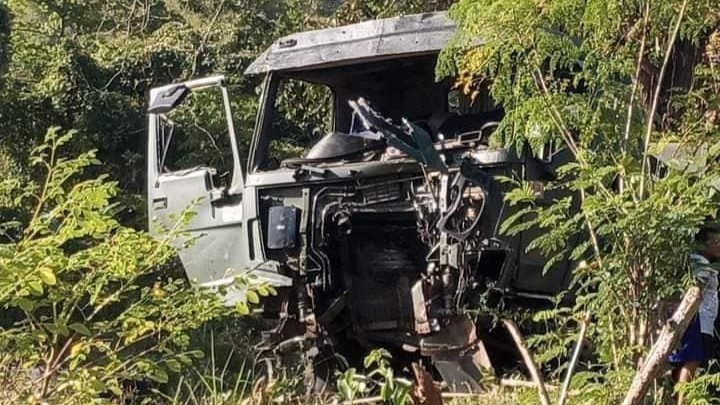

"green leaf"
[246,290,260,304]
[15,298,34,312]
[188,350,205,359]
[38,267,56,285]
[165,359,182,373]
[380,382,392,401]
[178,354,192,365]
[256,284,269,297]
[68,323,92,337]
[45,323,64,336]
[499,206,534,235]
[107,384,123,396]
[89,379,107,393]
[28,280,44,296]
[338,379,353,400]
[149,367,169,384]
[236,301,250,315]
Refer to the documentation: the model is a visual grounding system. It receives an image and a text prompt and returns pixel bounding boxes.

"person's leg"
[674,361,701,405]
[670,316,704,403]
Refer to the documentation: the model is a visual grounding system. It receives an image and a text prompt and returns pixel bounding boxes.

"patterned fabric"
[690,253,719,336]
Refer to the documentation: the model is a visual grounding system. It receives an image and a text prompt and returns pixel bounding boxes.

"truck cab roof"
[244,11,456,75]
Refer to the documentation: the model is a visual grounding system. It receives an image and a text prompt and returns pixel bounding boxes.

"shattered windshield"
[267,79,333,165]
[255,55,501,171]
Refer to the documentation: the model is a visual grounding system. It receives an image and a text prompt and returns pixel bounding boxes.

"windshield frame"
[248,73,338,173]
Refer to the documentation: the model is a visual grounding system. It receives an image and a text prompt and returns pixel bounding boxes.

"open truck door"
[146,76,260,299]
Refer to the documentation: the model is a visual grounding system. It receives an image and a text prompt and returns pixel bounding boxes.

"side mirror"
[147,85,190,114]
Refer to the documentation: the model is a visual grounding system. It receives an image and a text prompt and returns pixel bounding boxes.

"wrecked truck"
[146,11,577,391]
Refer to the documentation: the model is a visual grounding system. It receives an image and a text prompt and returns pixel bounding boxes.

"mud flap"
[420,315,493,393]
[431,340,492,393]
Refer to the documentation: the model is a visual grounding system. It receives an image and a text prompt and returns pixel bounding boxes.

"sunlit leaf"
[38,267,56,285]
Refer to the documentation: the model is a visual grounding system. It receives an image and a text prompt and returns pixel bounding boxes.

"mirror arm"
[183,75,226,90]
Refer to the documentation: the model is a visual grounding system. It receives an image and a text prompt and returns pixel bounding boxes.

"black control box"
[267,206,298,249]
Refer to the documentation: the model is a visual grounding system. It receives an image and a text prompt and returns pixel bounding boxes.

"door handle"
[152,197,168,210]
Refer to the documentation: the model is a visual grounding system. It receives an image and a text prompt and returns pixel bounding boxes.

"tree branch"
[639,0,689,199]
[558,315,589,405]
[503,319,552,405]
[621,286,702,405]
[620,1,650,196]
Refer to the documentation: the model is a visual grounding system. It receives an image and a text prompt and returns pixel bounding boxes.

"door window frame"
[148,76,244,194]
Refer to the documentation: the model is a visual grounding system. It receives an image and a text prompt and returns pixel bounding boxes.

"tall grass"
[155,331,255,405]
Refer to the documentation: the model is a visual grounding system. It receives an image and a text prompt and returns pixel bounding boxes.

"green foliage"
[364,349,412,405]
[336,367,368,402]
[525,305,575,374]
[0,2,457,403]
[269,79,334,162]
[157,330,255,405]
[676,364,720,405]
[336,349,412,405]
[0,128,271,403]
[334,0,453,23]
[0,3,8,76]
[0,0,453,220]
[443,0,720,401]
[565,368,635,404]
[0,1,293,201]
[2,0,452,215]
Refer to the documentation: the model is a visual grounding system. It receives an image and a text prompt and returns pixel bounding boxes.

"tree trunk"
[621,286,702,405]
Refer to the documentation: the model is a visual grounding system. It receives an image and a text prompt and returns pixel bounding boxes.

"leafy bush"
[336,349,412,405]
[0,128,271,404]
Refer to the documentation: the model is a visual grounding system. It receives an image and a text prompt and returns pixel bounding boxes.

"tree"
[441,0,720,400]
[0,3,8,76]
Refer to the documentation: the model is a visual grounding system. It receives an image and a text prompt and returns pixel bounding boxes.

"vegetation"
[0,0,450,205]
[0,127,279,403]
[3,0,720,403]
[441,0,720,402]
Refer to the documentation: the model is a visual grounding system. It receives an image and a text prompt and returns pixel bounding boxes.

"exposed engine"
[257,100,514,391]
